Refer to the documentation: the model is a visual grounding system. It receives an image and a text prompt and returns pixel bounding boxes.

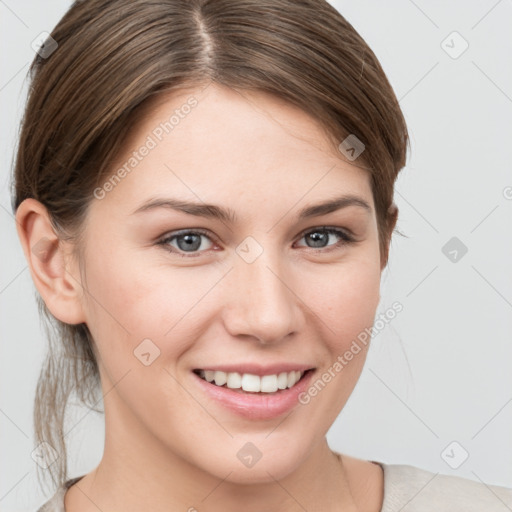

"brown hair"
[11,0,409,495]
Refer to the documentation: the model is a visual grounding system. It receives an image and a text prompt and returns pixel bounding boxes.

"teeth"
[260,374,277,392]
[198,369,306,393]
[227,372,242,389]
[277,372,288,390]
[213,370,226,386]
[242,373,260,392]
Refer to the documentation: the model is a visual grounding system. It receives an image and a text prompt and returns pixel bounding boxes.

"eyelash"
[157,226,355,258]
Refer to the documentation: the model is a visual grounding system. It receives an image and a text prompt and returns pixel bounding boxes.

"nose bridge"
[224,240,301,343]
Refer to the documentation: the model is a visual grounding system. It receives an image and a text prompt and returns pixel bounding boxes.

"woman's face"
[74,83,384,482]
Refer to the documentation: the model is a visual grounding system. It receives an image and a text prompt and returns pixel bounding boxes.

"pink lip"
[193,363,315,376]
[192,368,316,420]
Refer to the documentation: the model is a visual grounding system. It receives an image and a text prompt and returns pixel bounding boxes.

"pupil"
[308,232,327,248]
[178,234,201,252]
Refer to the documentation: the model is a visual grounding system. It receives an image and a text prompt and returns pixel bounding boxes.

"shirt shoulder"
[379,462,512,512]
[35,476,85,512]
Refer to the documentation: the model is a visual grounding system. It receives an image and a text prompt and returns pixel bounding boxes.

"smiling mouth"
[192,368,314,394]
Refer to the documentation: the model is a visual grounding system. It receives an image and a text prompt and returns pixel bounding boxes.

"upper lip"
[193,363,315,376]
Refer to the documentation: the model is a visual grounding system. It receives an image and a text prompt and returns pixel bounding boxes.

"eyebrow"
[131,194,372,223]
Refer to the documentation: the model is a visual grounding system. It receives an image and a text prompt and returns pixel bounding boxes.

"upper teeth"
[197,369,305,393]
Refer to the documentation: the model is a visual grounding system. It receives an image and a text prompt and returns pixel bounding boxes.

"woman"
[11,0,512,510]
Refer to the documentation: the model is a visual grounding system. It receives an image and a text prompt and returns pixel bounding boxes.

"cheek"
[293,257,381,425]
[81,251,204,419]
[81,246,214,367]
[311,252,382,348]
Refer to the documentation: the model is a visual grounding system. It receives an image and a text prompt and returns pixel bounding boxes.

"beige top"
[36,461,512,511]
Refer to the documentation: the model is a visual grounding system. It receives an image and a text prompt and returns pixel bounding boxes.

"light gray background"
[1,0,511,510]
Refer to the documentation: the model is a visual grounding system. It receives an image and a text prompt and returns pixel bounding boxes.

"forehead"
[94,83,373,217]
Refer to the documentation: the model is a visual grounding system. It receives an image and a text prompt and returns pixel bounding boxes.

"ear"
[380,202,398,271]
[15,198,87,325]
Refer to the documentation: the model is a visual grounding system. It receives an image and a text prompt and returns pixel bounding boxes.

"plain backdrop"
[1,0,511,510]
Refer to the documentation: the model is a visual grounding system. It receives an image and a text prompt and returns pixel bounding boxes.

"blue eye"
[158,229,215,257]
[296,227,354,250]
[157,226,354,257]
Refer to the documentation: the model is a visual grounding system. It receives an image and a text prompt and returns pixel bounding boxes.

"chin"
[198,438,311,485]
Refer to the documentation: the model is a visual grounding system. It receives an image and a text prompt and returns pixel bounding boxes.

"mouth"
[192,368,315,394]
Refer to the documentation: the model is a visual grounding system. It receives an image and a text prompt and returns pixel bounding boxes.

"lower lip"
[192,369,316,420]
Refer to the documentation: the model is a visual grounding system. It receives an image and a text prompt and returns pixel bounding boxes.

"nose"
[222,246,304,345]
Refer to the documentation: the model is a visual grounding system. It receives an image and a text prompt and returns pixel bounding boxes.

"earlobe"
[15,198,87,325]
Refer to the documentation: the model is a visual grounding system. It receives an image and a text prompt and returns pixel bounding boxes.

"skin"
[16,83,397,511]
